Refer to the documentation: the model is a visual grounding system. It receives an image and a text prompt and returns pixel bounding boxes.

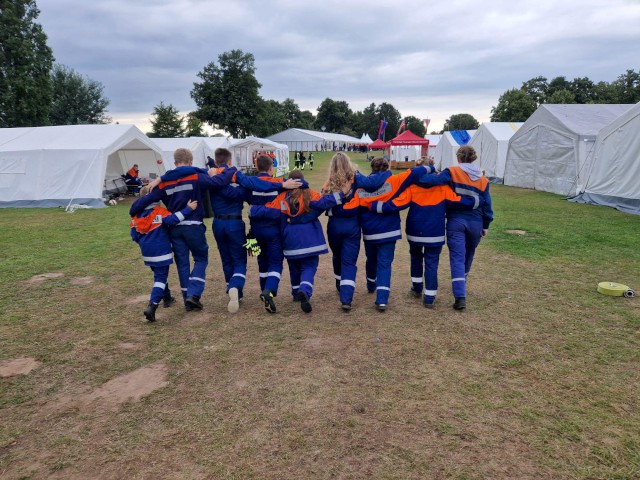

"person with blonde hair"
[416,145,493,310]
[322,152,360,310]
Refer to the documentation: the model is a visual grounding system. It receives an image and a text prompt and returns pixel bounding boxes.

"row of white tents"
[0,125,290,208]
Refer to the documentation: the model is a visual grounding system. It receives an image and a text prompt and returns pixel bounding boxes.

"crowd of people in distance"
[129,146,492,322]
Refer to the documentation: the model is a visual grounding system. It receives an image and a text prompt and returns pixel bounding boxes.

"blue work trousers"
[446,218,482,298]
[288,256,320,300]
[327,217,360,305]
[409,243,443,305]
[170,224,208,301]
[252,223,284,295]
[149,265,172,305]
[364,241,396,306]
[213,219,247,297]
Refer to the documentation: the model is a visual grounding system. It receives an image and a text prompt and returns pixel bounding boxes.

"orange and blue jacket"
[372,184,475,247]
[417,166,493,229]
[130,204,194,266]
[250,189,344,259]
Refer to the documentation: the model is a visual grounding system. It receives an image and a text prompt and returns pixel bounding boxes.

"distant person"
[308,152,314,170]
[416,145,493,310]
[124,164,143,195]
[130,185,198,322]
[299,151,306,170]
[294,151,300,169]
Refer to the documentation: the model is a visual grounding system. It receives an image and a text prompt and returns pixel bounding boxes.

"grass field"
[1,151,638,479]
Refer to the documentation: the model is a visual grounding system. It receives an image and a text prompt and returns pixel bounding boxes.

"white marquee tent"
[503,104,633,196]
[0,124,164,208]
[424,134,441,159]
[151,137,209,170]
[228,136,290,176]
[569,102,640,215]
[468,123,523,183]
[433,130,476,170]
[267,128,362,152]
[199,136,232,163]
[360,133,373,144]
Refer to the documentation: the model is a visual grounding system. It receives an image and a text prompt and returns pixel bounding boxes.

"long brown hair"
[287,170,311,214]
[323,152,356,195]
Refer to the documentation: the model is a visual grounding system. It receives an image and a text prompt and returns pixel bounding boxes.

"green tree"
[315,98,352,132]
[443,113,479,131]
[546,89,576,104]
[376,102,401,140]
[148,102,185,138]
[49,64,110,125]
[521,76,548,106]
[253,99,286,138]
[404,115,426,137]
[0,0,54,127]
[611,69,640,104]
[191,49,262,137]
[547,76,571,98]
[348,102,378,140]
[297,110,316,130]
[569,77,596,104]
[185,112,205,137]
[490,89,537,122]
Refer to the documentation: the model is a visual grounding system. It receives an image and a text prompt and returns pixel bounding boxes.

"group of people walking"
[128,145,492,322]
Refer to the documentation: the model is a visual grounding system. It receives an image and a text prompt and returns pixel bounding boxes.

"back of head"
[370,157,389,173]
[215,147,232,165]
[174,148,193,166]
[256,154,273,172]
[287,170,309,213]
[326,152,356,193]
[456,145,477,164]
[288,169,305,181]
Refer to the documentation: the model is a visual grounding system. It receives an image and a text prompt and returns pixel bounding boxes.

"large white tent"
[199,136,232,163]
[0,124,164,208]
[360,133,373,144]
[433,130,476,170]
[424,134,441,159]
[267,128,362,152]
[569,102,640,215]
[503,104,633,196]
[151,137,208,170]
[228,136,290,176]
[468,123,523,183]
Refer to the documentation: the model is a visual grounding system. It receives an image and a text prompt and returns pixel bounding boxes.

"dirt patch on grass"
[0,357,40,377]
[506,229,528,235]
[126,294,149,305]
[27,272,64,283]
[69,276,94,285]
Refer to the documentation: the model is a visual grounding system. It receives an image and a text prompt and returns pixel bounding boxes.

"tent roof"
[0,124,159,153]
[369,138,390,149]
[474,122,523,141]
[267,128,361,144]
[228,136,288,150]
[151,137,204,151]
[424,134,441,146]
[389,130,430,146]
[526,104,634,136]
[360,133,373,144]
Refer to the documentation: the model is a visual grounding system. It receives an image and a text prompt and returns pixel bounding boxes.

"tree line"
[490,71,640,122]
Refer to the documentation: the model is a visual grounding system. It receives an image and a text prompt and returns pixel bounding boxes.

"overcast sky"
[37,0,640,134]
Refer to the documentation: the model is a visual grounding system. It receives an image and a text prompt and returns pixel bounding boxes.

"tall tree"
[569,77,596,104]
[546,89,576,104]
[490,89,537,122]
[315,98,352,132]
[521,76,548,106]
[0,0,54,127]
[297,110,316,130]
[191,49,262,137]
[185,112,205,137]
[611,69,640,104]
[547,76,572,98]
[376,102,401,140]
[148,102,185,138]
[253,99,286,138]
[404,115,426,137]
[49,64,110,125]
[443,113,479,131]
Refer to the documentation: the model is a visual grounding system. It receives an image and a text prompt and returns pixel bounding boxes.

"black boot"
[144,303,158,322]
[163,296,176,308]
[453,297,466,310]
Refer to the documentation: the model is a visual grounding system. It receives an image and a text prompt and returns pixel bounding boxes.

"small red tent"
[388,130,430,157]
[368,138,390,149]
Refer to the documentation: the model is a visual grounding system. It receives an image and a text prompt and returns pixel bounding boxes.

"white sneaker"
[228,287,239,313]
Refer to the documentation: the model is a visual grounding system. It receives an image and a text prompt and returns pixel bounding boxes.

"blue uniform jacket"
[250,190,344,259]
[129,166,236,223]
[130,204,194,266]
[417,166,493,230]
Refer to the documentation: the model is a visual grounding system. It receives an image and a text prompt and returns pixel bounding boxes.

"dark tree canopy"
[191,49,262,138]
[148,102,185,138]
[404,115,426,137]
[185,112,205,137]
[49,65,110,125]
[315,98,352,133]
[443,113,479,132]
[0,0,54,127]
[490,89,537,122]
[376,102,402,140]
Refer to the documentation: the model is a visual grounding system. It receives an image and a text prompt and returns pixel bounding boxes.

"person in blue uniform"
[124,164,143,195]
[416,145,493,310]
[129,148,236,312]
[130,185,198,322]
[250,170,345,314]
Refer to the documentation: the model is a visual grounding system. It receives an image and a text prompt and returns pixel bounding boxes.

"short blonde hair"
[174,148,193,166]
